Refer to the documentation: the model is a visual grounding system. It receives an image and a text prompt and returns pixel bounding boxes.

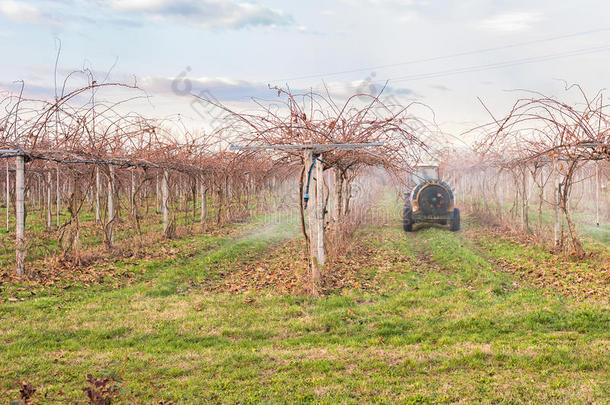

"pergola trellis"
[230,141,384,296]
[0,147,219,276]
[442,140,608,256]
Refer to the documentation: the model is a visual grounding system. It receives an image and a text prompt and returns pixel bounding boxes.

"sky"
[1,0,610,139]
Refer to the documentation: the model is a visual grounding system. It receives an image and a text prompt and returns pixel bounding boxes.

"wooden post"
[498,171,503,219]
[56,166,60,227]
[244,174,250,214]
[155,174,160,213]
[304,147,320,295]
[37,176,41,212]
[47,171,52,229]
[315,153,325,267]
[192,177,197,220]
[162,169,169,236]
[330,168,337,225]
[481,170,488,213]
[15,155,25,277]
[107,165,115,246]
[521,168,528,232]
[95,165,101,223]
[67,171,73,200]
[130,168,136,217]
[1,162,4,229]
[200,178,206,227]
[595,162,600,227]
[334,168,343,224]
[5,160,9,233]
[553,158,560,248]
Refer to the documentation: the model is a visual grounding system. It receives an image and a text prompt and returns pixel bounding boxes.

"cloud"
[108,0,292,30]
[0,0,292,31]
[0,0,42,23]
[0,80,58,99]
[140,75,274,101]
[138,73,419,103]
[478,11,542,32]
[317,78,419,100]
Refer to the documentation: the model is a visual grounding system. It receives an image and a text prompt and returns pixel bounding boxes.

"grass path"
[0,218,608,403]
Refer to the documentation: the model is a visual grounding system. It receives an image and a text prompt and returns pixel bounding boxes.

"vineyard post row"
[0,150,25,276]
[443,156,607,252]
[0,148,203,277]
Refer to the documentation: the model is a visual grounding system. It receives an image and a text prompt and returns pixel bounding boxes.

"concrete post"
[5,160,9,233]
[200,178,206,227]
[595,162,600,227]
[15,155,25,277]
[47,171,52,229]
[107,165,115,246]
[56,166,60,227]
[553,158,560,248]
[315,154,325,267]
[304,147,320,295]
[162,169,169,236]
[95,166,101,223]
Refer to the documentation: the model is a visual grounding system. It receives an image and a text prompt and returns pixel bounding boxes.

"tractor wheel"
[449,208,460,232]
[403,206,413,232]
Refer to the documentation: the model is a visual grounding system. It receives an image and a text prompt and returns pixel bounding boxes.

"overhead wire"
[269,27,610,84]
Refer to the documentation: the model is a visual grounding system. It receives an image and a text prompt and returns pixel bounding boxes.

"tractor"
[403,165,460,232]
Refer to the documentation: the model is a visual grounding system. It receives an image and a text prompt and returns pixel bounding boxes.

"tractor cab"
[404,165,439,198]
[411,165,439,186]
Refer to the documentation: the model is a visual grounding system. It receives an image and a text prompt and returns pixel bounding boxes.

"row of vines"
[1,79,608,293]
[441,85,609,257]
[0,80,434,295]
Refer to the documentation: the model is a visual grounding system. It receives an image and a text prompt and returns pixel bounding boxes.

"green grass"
[0,194,268,270]
[0,217,608,403]
[471,226,609,300]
